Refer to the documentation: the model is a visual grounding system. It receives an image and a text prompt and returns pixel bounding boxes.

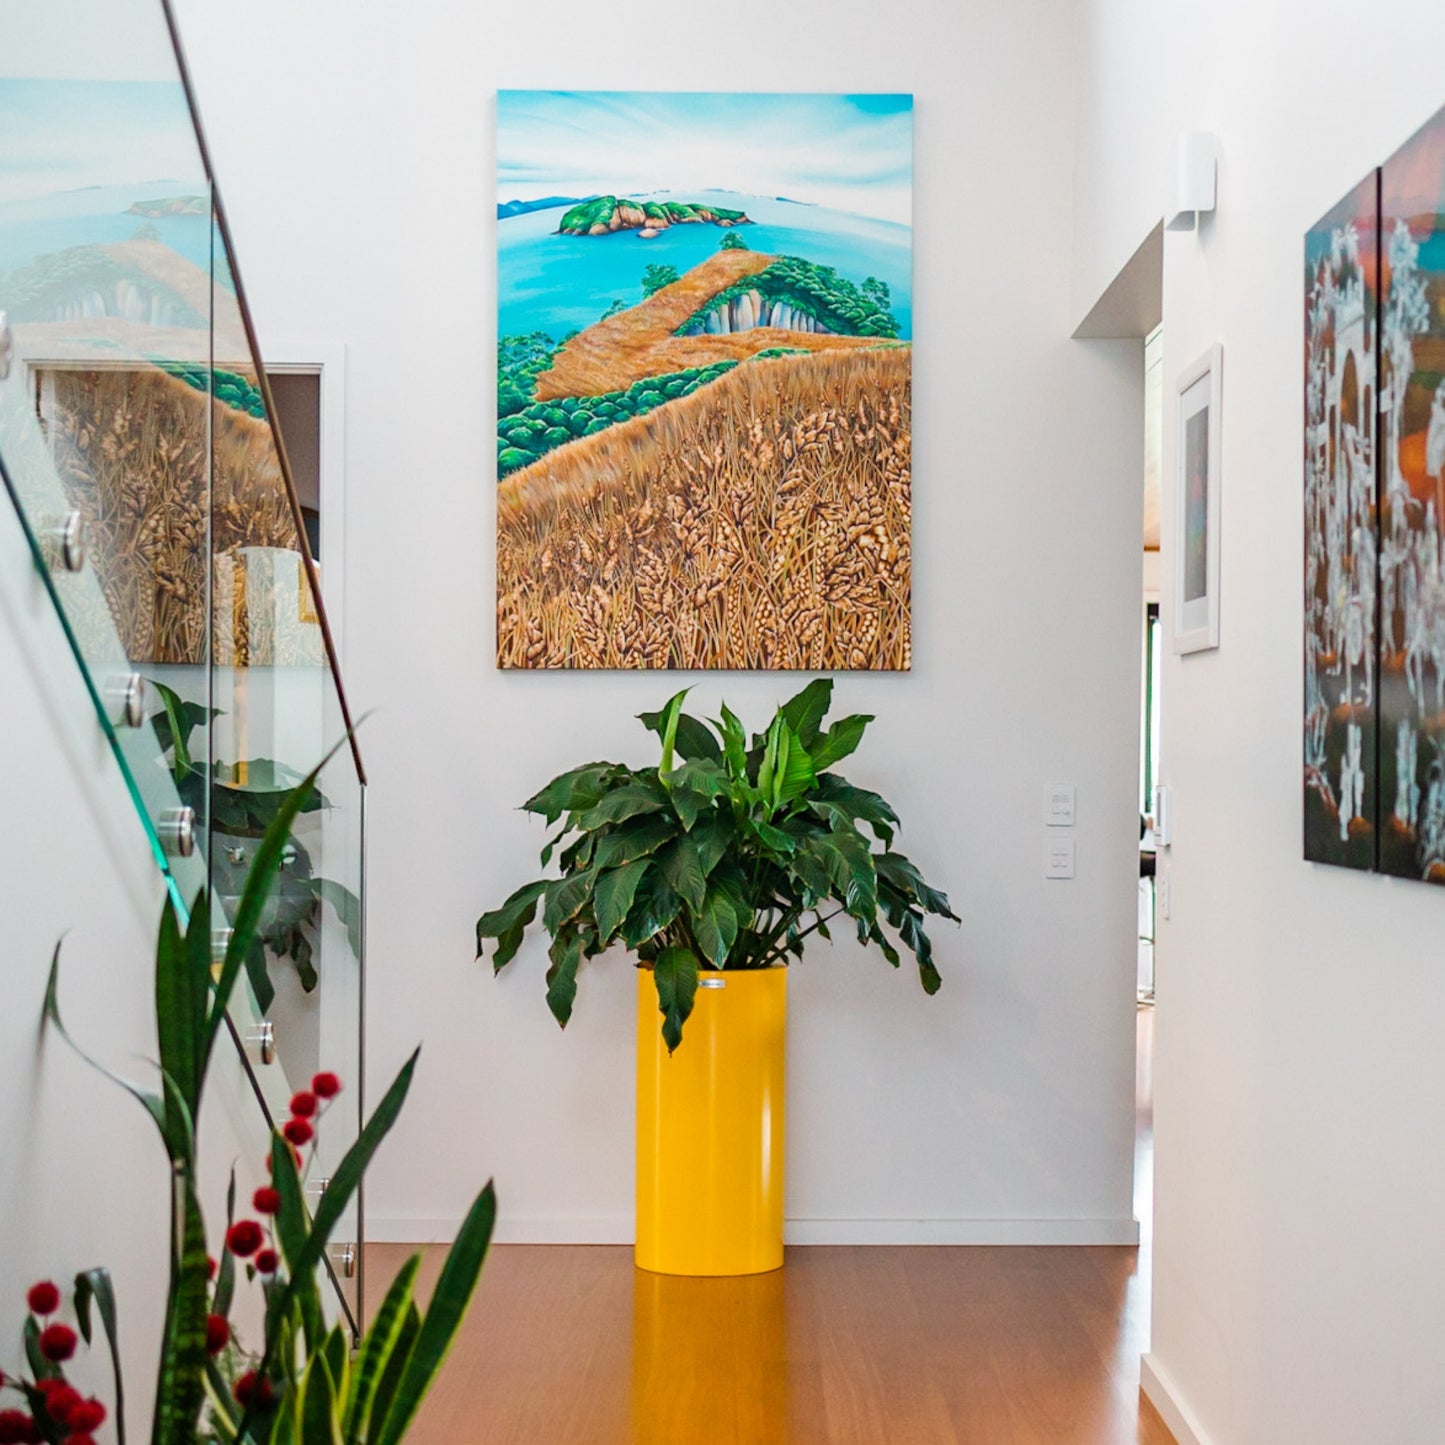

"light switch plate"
[1045,834,1076,879]
[1046,784,1076,827]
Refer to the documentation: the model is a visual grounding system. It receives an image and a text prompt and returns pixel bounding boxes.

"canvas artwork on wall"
[1304,174,1378,869]
[1303,99,1445,884]
[495,91,913,670]
[1380,107,1445,880]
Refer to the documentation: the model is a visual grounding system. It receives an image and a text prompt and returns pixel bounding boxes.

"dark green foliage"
[497,331,561,419]
[495,362,737,478]
[719,232,749,251]
[148,679,359,1006]
[641,263,680,297]
[557,196,749,234]
[601,298,628,319]
[676,255,901,339]
[157,363,267,419]
[477,682,958,1049]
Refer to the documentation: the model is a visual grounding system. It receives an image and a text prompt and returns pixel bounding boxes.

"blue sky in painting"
[498,91,913,226]
[0,79,201,204]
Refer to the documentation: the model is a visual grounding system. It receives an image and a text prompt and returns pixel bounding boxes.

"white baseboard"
[787,1216,1141,1245]
[367,1215,1141,1248]
[368,1215,633,1245]
[1140,1354,1215,1445]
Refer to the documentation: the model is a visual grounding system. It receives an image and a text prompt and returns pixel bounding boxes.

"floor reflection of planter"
[635,965,786,1276]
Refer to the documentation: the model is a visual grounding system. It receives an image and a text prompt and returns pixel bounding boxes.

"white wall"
[1074,3,1445,1442]
[169,0,1144,1247]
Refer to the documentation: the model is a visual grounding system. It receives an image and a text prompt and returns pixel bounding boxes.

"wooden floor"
[370,1012,1171,1445]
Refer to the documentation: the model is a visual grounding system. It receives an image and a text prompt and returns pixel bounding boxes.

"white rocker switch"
[1045,784,1076,827]
[1045,835,1076,880]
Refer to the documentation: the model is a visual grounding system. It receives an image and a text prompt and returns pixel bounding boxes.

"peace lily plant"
[476,680,958,1049]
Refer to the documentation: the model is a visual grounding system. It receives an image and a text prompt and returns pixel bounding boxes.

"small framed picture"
[1173,344,1223,654]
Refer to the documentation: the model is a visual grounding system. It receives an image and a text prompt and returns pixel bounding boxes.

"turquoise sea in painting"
[0,180,214,277]
[498,189,912,341]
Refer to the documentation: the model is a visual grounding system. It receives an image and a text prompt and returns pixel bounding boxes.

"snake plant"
[29,746,494,1444]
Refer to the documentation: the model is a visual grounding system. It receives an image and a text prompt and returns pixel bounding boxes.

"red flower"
[255,1249,279,1276]
[226,1220,264,1258]
[282,1118,313,1148]
[233,1372,273,1408]
[289,1090,318,1118]
[205,1314,229,1356]
[65,1400,104,1434]
[25,1282,60,1317]
[252,1186,281,1215]
[38,1324,77,1363]
[311,1072,341,1099]
[64,1436,96,1445]
[36,1383,80,1427]
[0,1411,34,1445]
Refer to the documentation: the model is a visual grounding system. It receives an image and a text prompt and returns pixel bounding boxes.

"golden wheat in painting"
[497,91,913,670]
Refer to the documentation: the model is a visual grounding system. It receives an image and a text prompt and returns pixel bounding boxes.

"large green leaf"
[896,907,942,993]
[811,713,874,771]
[373,1183,497,1445]
[810,777,900,847]
[668,758,729,798]
[343,1255,420,1445]
[544,930,584,1027]
[301,1349,343,1445]
[476,879,549,968]
[691,885,738,968]
[593,858,652,942]
[778,678,832,747]
[369,1303,420,1445]
[574,782,668,831]
[590,815,677,871]
[875,851,960,920]
[715,703,750,788]
[659,834,707,913]
[155,892,206,1139]
[691,814,733,877]
[651,947,699,1053]
[271,1133,324,1354]
[805,830,878,919]
[620,867,682,948]
[542,868,599,934]
[521,763,618,823]
[772,725,816,806]
[256,1050,421,1407]
[74,1268,126,1445]
[638,703,721,761]
[154,1173,210,1445]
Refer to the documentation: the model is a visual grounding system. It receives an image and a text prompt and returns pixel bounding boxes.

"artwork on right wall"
[1304,100,1445,882]
[1380,107,1445,880]
[1304,173,1379,870]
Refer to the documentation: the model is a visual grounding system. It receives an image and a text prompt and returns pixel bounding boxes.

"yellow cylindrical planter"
[635,964,787,1276]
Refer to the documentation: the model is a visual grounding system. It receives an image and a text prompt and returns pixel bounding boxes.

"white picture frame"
[1173,344,1222,654]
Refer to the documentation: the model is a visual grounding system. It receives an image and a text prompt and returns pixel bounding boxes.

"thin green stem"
[755,906,845,968]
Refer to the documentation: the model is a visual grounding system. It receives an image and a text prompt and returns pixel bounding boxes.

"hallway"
[370,1012,1167,1445]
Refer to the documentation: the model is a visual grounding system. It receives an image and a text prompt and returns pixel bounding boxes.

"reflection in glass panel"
[0,8,365,1336]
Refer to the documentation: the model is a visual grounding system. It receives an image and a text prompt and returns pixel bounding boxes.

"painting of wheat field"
[495,91,913,670]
